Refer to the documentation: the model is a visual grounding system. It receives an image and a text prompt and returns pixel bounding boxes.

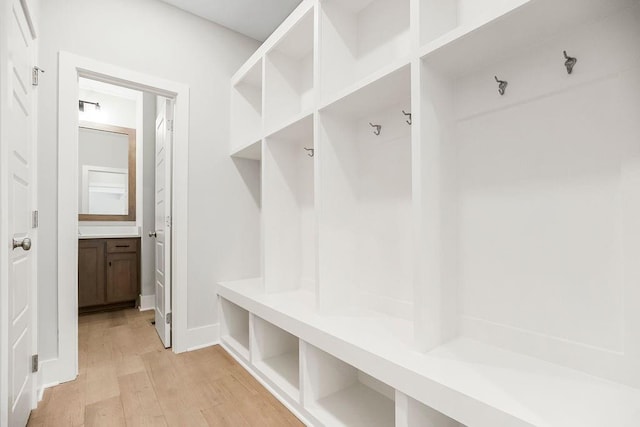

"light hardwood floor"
[28,309,304,427]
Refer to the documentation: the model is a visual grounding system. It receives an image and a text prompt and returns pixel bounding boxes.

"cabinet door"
[78,240,106,308]
[106,252,139,303]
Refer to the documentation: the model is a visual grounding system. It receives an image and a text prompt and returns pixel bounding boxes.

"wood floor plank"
[125,414,168,427]
[237,395,304,427]
[28,309,302,427]
[201,401,250,427]
[85,396,126,427]
[85,363,120,405]
[118,371,163,419]
[162,409,209,427]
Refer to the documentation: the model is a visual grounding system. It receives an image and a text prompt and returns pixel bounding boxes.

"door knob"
[12,237,32,251]
[148,231,157,238]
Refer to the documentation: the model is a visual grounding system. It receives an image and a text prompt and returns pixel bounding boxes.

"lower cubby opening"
[396,392,464,427]
[252,315,300,401]
[303,343,395,427]
[220,298,250,360]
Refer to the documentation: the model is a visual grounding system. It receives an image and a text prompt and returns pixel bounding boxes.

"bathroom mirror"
[78,121,136,221]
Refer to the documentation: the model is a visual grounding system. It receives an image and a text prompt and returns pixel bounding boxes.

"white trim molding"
[185,324,220,352]
[139,294,155,312]
[53,51,190,386]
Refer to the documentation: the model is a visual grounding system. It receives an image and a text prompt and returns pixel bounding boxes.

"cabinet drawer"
[106,238,138,253]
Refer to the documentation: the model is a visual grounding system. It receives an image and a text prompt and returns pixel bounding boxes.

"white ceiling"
[159,0,303,41]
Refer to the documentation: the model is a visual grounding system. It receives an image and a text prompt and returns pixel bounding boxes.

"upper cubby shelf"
[319,0,411,102]
[231,139,261,161]
[320,64,410,118]
[419,0,638,76]
[264,9,315,133]
[230,59,263,155]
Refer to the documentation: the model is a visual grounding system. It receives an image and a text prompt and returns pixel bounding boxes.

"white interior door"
[153,97,173,348]
[2,0,36,425]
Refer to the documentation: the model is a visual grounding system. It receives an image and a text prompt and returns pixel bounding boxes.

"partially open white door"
[1,0,36,425]
[153,97,173,348]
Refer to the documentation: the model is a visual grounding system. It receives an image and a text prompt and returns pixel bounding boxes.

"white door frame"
[52,51,190,384]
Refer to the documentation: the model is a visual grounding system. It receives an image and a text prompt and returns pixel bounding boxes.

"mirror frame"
[78,121,136,221]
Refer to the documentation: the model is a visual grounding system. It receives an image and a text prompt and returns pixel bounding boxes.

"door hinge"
[166,215,172,228]
[166,312,172,325]
[32,66,44,86]
[167,119,174,132]
[32,210,38,228]
[32,354,38,373]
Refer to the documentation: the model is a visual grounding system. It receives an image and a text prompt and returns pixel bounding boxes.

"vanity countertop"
[78,226,141,239]
[78,234,140,239]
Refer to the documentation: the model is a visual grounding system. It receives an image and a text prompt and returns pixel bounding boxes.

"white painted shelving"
[263,113,316,294]
[319,0,411,101]
[264,8,314,133]
[230,57,263,159]
[396,392,461,427]
[219,298,250,361]
[304,344,395,427]
[224,0,640,425]
[251,315,301,402]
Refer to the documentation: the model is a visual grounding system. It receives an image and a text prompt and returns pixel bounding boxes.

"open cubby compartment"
[419,0,638,71]
[263,114,316,294]
[317,64,413,322]
[319,0,410,101]
[264,9,315,133]
[302,343,395,427]
[230,58,263,155]
[251,315,300,401]
[220,298,250,360]
[419,0,529,47]
[418,1,640,388]
[396,392,464,427]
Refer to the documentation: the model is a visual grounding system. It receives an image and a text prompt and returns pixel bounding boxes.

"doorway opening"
[75,78,174,349]
[54,52,190,385]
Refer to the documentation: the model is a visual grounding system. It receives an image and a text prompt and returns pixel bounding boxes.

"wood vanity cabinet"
[78,238,140,313]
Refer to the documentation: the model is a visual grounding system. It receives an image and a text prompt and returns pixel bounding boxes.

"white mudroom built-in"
[218,0,640,426]
[2,0,640,426]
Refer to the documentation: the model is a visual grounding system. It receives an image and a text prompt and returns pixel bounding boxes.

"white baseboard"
[185,323,220,351]
[37,358,62,401]
[139,294,155,311]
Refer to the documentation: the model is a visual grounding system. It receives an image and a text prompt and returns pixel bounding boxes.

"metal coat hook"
[369,122,382,136]
[402,110,412,125]
[563,50,577,74]
[494,76,508,96]
[304,147,314,157]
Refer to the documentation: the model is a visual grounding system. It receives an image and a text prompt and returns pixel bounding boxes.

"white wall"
[78,88,137,128]
[37,0,261,361]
